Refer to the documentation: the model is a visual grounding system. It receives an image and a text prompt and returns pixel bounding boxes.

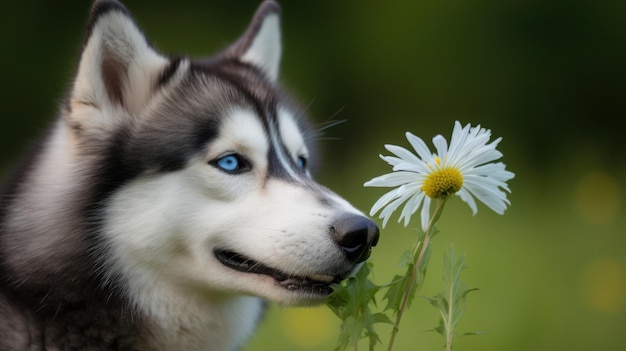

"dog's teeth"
[310,274,334,283]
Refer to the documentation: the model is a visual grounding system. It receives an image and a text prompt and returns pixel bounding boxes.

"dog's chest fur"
[0,288,263,351]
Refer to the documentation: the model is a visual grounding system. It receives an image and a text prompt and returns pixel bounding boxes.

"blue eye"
[213,154,249,174]
[297,156,307,170]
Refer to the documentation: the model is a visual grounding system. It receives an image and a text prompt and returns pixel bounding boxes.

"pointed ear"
[71,0,168,120]
[229,1,282,82]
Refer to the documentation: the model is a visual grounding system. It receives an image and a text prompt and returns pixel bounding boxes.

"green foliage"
[427,244,479,351]
[328,231,440,351]
[327,200,485,351]
[326,263,393,351]
[383,241,432,315]
[382,272,411,316]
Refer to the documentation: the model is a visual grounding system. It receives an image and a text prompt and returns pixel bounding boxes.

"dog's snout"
[332,215,380,264]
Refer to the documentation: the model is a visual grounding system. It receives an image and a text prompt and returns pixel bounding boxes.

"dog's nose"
[332,215,380,263]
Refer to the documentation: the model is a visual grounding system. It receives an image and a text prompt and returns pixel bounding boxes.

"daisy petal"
[369,187,402,216]
[432,135,448,163]
[364,171,421,188]
[406,132,434,163]
[456,188,478,215]
[420,196,431,232]
[385,144,422,164]
[399,191,425,227]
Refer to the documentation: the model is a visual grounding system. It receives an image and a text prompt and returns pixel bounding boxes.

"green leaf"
[429,244,479,350]
[397,249,414,269]
[382,272,410,314]
[383,240,433,315]
[326,263,389,350]
[372,312,394,325]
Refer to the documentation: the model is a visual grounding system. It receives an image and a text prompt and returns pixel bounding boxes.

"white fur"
[0,121,98,278]
[100,107,364,349]
[70,10,168,132]
[242,14,281,82]
[278,108,310,176]
[103,170,264,351]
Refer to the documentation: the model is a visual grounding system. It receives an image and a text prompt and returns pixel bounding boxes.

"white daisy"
[364,121,515,229]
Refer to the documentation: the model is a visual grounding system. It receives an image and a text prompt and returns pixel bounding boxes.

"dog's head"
[68,0,378,306]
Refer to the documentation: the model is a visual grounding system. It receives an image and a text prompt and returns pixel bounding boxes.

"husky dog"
[0,1,378,350]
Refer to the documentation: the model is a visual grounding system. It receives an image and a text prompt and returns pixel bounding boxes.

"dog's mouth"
[214,250,344,296]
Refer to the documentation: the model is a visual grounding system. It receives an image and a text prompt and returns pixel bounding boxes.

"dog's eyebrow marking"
[267,117,300,181]
[277,108,308,166]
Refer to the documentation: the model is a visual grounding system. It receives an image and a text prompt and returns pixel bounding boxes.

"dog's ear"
[228,1,282,82]
[70,0,168,124]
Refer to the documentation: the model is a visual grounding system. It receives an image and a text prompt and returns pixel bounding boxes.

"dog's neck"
[139,288,265,351]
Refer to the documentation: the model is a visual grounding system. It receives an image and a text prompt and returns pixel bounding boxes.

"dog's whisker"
[306,108,347,143]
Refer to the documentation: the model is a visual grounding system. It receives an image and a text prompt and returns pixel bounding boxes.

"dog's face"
[69,1,378,306]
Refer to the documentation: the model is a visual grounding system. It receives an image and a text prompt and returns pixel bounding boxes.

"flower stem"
[386,198,448,351]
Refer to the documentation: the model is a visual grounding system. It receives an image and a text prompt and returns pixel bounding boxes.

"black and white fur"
[0,1,378,350]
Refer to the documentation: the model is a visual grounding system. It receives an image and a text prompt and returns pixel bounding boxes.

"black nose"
[332,215,380,263]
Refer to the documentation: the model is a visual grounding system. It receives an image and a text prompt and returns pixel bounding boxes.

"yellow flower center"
[422,167,464,199]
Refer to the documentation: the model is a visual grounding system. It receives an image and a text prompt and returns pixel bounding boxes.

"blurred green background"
[1,0,625,350]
